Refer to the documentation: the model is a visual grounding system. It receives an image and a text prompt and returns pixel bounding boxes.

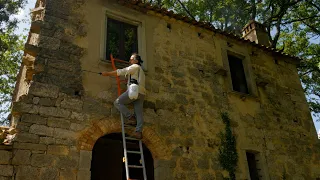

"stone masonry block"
[60,41,85,55]
[12,102,39,114]
[40,168,58,180]
[0,151,11,164]
[154,159,177,169]
[198,154,210,170]
[39,36,61,50]
[15,166,40,180]
[15,122,31,132]
[0,176,10,180]
[31,154,56,167]
[60,97,83,112]
[39,137,55,145]
[55,156,78,169]
[154,167,174,180]
[48,60,76,72]
[15,132,39,143]
[47,117,70,129]
[0,165,13,176]
[70,112,90,122]
[59,168,76,180]
[79,150,92,170]
[55,138,76,146]
[77,170,90,180]
[180,157,195,171]
[82,97,110,116]
[70,123,86,131]
[33,97,40,104]
[28,82,59,98]
[39,106,71,118]
[48,145,69,155]
[12,150,31,165]
[13,142,47,151]
[54,128,76,139]
[21,114,47,125]
[38,98,56,107]
[201,173,215,180]
[29,124,54,136]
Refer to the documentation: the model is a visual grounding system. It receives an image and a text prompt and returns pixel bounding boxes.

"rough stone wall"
[0,0,319,180]
[144,12,320,179]
[0,0,93,179]
[247,49,320,179]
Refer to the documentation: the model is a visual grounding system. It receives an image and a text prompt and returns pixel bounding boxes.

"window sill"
[227,90,260,102]
[100,58,129,69]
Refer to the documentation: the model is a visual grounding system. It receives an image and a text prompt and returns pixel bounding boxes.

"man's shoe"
[131,131,142,139]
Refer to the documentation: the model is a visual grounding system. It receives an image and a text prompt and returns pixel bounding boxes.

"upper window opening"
[228,54,249,94]
[106,18,138,61]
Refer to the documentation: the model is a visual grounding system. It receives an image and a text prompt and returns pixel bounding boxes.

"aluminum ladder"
[121,114,147,180]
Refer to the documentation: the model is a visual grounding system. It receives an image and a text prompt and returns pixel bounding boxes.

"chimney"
[242,20,270,46]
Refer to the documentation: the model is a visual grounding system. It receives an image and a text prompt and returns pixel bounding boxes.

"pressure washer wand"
[82,70,101,75]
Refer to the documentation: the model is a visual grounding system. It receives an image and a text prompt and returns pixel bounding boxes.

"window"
[228,54,249,94]
[246,152,260,180]
[106,18,138,61]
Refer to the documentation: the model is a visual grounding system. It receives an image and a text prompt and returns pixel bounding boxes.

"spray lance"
[82,69,102,75]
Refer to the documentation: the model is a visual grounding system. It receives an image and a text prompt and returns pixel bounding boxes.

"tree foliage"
[146,0,320,120]
[0,0,26,125]
[0,0,26,32]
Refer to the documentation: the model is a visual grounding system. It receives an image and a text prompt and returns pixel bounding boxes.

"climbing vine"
[218,112,238,180]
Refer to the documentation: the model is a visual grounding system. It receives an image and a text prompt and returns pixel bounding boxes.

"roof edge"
[117,0,302,62]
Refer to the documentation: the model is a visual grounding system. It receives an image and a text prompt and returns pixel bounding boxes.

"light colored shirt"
[116,64,146,95]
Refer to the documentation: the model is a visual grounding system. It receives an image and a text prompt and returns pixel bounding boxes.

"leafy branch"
[219,112,238,180]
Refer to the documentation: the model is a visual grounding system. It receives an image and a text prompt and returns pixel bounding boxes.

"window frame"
[100,9,147,69]
[105,18,139,62]
[228,53,249,94]
[221,45,257,97]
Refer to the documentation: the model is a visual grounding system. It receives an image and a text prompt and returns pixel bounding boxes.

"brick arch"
[77,117,171,160]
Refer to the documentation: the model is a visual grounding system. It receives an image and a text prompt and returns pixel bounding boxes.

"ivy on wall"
[218,112,238,180]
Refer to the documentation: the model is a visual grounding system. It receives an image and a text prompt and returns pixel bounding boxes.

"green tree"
[0,0,26,125]
[278,0,320,120]
[146,0,320,120]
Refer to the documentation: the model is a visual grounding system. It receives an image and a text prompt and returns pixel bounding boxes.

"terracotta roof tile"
[118,0,301,61]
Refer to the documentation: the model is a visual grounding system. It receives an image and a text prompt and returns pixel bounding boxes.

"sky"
[14,0,36,35]
[13,0,320,136]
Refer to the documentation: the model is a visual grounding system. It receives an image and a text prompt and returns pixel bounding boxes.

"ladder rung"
[127,150,141,154]
[124,124,135,127]
[128,165,143,168]
[125,137,140,141]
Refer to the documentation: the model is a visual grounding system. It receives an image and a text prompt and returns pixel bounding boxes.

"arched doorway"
[91,133,154,180]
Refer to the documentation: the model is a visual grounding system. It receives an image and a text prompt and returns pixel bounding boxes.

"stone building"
[0,0,319,179]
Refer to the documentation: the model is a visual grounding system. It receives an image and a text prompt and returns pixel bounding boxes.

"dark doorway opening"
[91,133,154,180]
[246,152,260,180]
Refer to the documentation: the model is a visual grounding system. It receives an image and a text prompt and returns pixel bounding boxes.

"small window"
[228,54,249,94]
[106,18,138,61]
[246,152,260,180]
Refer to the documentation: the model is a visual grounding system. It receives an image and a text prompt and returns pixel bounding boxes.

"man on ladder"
[100,53,146,139]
